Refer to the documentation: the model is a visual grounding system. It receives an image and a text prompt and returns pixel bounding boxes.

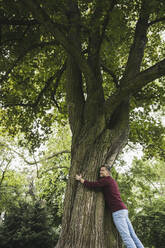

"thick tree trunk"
[56,19,129,246]
[56,114,129,248]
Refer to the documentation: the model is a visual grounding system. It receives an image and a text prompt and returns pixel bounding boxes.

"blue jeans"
[112,209,144,248]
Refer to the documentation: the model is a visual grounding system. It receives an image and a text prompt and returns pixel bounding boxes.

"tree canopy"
[0,0,165,152]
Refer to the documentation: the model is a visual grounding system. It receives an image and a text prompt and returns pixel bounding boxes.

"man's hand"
[76,174,82,181]
[76,174,84,184]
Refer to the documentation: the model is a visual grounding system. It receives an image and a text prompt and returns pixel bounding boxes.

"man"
[76,166,144,248]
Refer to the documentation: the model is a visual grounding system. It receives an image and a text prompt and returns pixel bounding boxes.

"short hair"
[100,165,111,173]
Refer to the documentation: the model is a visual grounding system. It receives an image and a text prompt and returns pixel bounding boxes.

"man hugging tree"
[76,166,144,248]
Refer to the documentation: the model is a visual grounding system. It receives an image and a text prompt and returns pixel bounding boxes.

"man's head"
[100,166,110,177]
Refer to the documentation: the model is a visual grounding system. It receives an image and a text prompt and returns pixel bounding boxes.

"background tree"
[134,199,165,248]
[0,0,165,247]
[0,125,71,248]
[0,201,55,248]
[0,138,29,214]
[112,155,165,248]
[34,123,71,242]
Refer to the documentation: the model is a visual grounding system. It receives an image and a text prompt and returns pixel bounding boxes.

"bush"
[0,201,55,248]
[133,200,165,248]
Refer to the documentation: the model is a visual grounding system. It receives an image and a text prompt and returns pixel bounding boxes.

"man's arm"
[75,174,108,188]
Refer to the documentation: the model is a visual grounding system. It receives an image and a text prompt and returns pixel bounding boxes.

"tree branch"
[51,61,67,109]
[19,0,106,127]
[66,56,85,136]
[0,142,70,165]
[0,17,67,33]
[129,58,165,92]
[105,58,165,119]
[0,18,38,26]
[2,102,33,108]
[148,16,165,26]
[0,159,12,186]
[101,63,119,88]
[33,63,66,108]
[0,41,59,86]
[3,62,66,109]
[40,165,69,175]
[22,150,71,165]
[99,0,117,50]
[87,0,116,58]
[83,1,116,121]
[122,0,151,80]
[21,0,86,72]
[144,175,162,194]
[88,0,105,55]
[63,1,86,136]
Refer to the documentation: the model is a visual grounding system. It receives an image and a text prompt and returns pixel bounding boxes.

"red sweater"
[84,176,127,213]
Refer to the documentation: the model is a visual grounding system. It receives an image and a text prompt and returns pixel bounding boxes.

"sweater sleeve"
[84,178,109,188]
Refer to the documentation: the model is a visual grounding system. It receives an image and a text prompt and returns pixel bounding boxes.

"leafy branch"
[0,18,38,26]
[2,61,66,109]
[122,0,150,80]
[0,142,70,165]
[0,41,59,86]
[148,16,165,26]
[0,159,12,186]
[105,58,165,118]
[99,0,117,50]
[101,63,119,88]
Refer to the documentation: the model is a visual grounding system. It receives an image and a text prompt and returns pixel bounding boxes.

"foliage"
[0,169,28,213]
[0,201,55,248]
[113,157,165,248]
[116,158,165,215]
[0,122,71,246]
[34,123,71,237]
[0,134,33,213]
[133,199,165,248]
[0,0,165,153]
[129,107,165,159]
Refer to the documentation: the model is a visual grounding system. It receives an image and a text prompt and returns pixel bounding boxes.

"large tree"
[0,0,165,247]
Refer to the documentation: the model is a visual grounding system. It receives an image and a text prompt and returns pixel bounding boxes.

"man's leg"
[112,209,137,248]
[126,214,144,248]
